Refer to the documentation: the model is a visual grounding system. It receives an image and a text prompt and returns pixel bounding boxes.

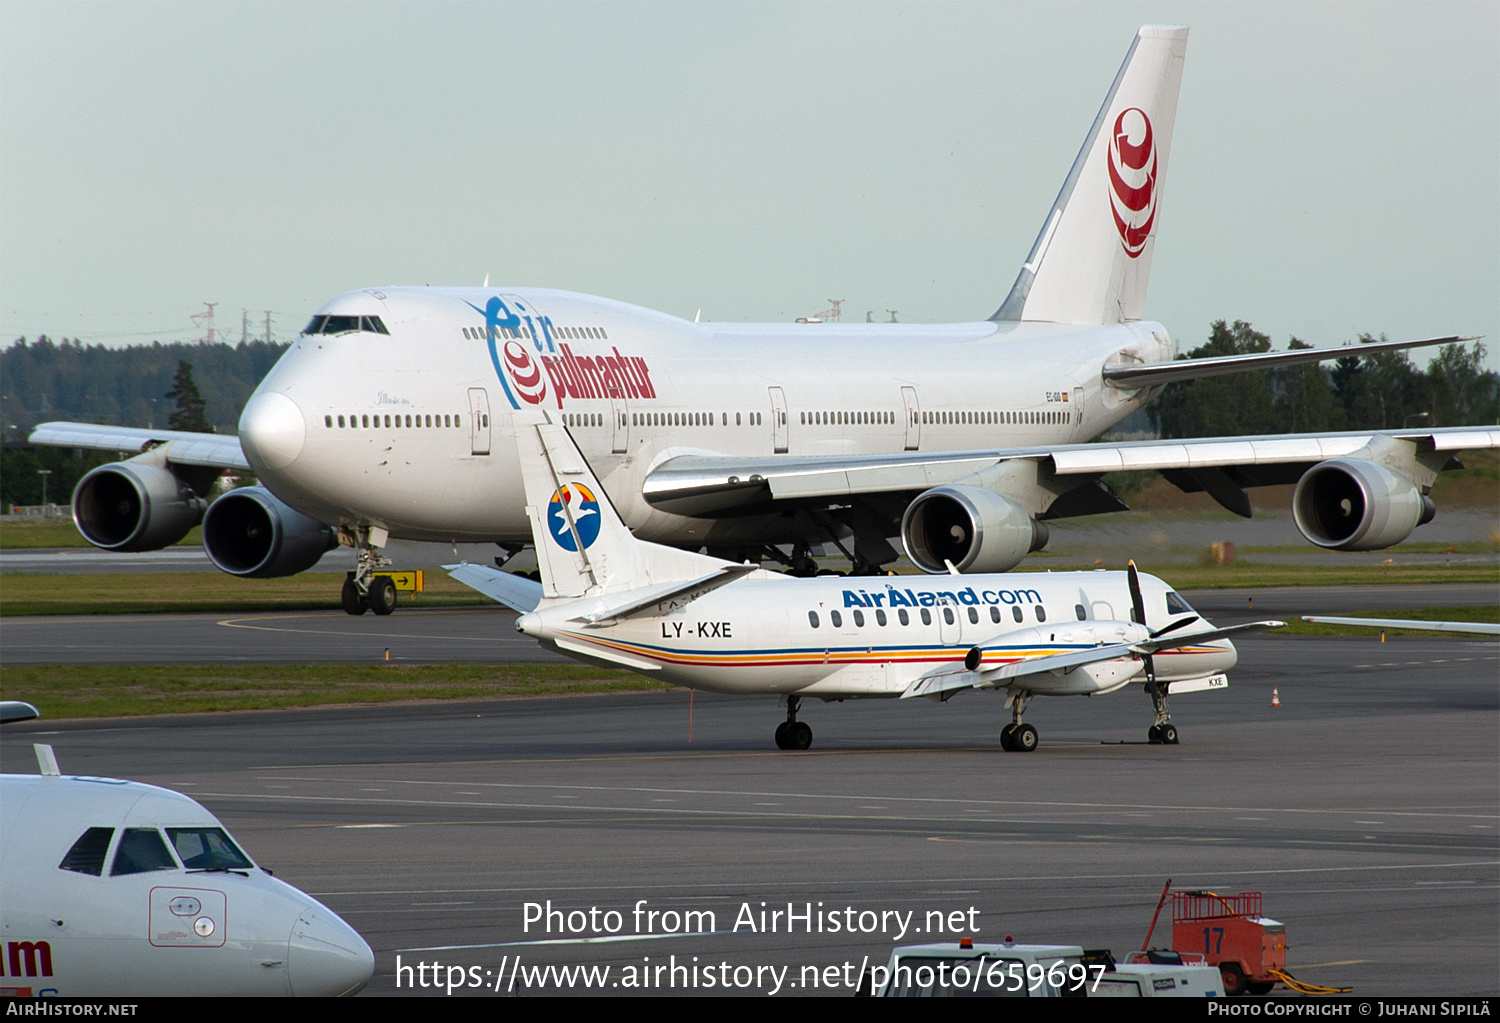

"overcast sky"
[2,1,1495,369]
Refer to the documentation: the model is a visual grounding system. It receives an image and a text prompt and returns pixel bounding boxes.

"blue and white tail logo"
[547,484,601,551]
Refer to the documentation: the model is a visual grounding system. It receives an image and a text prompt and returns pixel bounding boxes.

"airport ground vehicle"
[860,939,1221,997]
[863,938,1093,997]
[1171,890,1286,996]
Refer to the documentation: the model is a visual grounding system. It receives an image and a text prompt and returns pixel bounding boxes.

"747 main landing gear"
[999,690,1039,752]
[774,695,813,750]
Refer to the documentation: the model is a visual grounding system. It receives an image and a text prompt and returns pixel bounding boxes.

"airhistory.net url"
[395,954,871,996]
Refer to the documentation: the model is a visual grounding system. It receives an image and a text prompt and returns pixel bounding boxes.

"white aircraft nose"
[287,904,374,997]
[240,391,307,472]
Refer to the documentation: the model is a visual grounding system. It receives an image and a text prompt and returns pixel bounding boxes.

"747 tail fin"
[994,25,1188,326]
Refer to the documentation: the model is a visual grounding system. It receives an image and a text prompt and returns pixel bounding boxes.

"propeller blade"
[1127,559,1147,626]
[1151,614,1201,638]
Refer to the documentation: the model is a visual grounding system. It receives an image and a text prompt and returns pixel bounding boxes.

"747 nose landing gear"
[341,527,395,616]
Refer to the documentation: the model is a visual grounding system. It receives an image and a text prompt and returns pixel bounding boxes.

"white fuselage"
[0,774,373,997]
[239,287,1171,545]
[516,569,1233,698]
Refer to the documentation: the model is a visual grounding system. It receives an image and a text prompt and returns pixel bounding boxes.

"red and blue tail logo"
[547,484,601,551]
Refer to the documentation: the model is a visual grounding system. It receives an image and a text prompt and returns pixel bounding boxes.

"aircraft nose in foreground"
[239,390,306,472]
[287,905,375,997]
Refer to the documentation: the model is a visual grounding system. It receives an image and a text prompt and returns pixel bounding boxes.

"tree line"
[1148,321,1499,439]
[1,335,287,440]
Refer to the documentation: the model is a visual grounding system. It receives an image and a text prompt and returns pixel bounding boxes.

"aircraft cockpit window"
[59,826,114,876]
[110,828,178,876]
[1165,591,1195,616]
[304,315,388,335]
[321,315,361,334]
[167,828,254,871]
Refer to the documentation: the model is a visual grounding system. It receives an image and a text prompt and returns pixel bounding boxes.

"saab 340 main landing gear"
[999,690,1039,752]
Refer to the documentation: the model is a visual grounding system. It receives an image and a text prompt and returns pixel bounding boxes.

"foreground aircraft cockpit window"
[167,827,254,871]
[58,826,115,876]
[1165,591,1195,616]
[110,828,178,876]
[302,315,389,336]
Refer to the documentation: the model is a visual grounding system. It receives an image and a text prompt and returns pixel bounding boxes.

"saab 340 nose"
[240,391,306,472]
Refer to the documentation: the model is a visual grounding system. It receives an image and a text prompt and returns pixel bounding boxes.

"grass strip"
[1275,606,1499,637]
[0,663,665,719]
[0,571,490,616]
[0,522,201,549]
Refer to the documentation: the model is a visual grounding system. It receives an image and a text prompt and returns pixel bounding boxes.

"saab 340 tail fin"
[517,414,728,599]
[994,25,1188,326]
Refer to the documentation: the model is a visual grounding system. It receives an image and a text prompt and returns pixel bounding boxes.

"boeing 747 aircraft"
[444,414,1283,750]
[32,26,1498,614]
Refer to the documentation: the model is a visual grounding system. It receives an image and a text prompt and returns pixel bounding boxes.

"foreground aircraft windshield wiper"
[30,26,1497,617]
[0,743,373,997]
[446,414,1284,751]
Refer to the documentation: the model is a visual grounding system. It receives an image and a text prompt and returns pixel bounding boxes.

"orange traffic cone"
[1269,686,1281,708]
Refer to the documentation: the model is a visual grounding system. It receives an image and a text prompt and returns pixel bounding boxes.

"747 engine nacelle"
[1292,457,1436,551]
[202,486,337,578]
[900,485,1049,575]
[72,461,207,552]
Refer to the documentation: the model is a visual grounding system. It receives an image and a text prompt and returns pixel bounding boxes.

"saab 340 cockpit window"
[110,828,178,876]
[303,315,389,335]
[1165,591,1195,616]
[167,828,254,871]
[59,826,114,876]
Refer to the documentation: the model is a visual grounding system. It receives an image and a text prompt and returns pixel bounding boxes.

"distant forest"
[2,324,1496,509]
[2,335,287,439]
[1148,322,1499,439]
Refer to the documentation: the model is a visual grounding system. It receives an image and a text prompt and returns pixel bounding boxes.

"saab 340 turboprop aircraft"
[33,26,1497,615]
[445,416,1284,751]
[0,744,373,997]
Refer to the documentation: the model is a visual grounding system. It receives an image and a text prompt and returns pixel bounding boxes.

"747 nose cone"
[240,391,306,472]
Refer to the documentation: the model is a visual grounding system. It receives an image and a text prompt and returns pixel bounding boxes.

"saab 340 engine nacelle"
[202,486,338,578]
[901,485,1050,574]
[1292,458,1436,551]
[72,459,207,552]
